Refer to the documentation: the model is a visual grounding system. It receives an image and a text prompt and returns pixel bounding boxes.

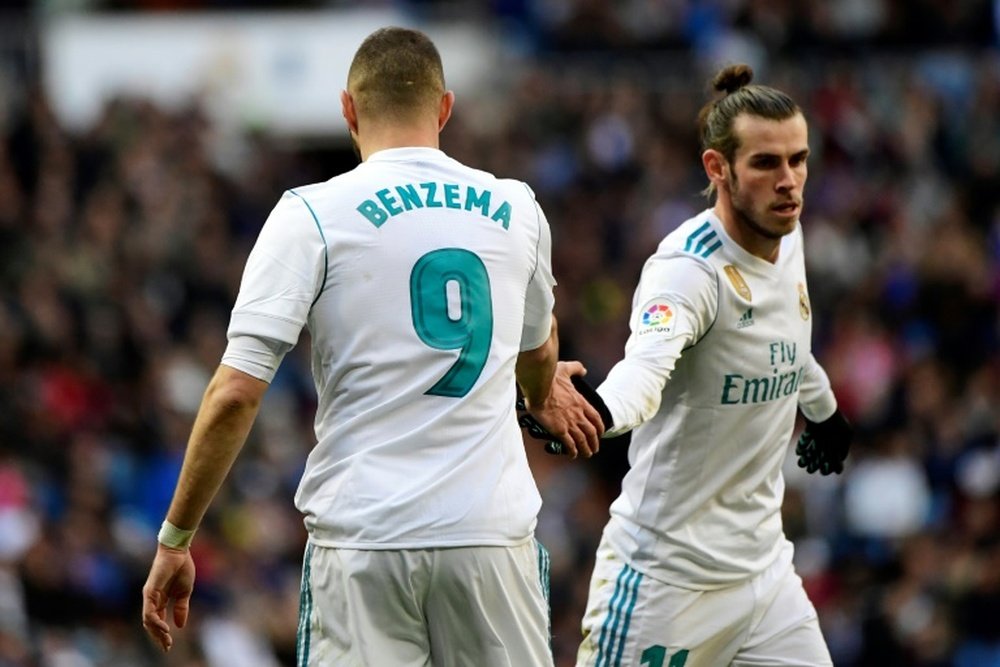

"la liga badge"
[637,298,677,337]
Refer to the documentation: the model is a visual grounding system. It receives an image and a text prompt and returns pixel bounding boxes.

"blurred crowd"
[1,2,999,666]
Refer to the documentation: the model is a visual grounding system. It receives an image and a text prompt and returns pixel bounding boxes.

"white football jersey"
[597,209,837,588]
[223,147,555,548]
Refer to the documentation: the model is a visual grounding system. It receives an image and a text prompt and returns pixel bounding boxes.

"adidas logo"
[737,308,755,329]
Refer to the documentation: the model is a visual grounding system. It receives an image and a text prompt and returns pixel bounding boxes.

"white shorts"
[296,540,554,667]
[576,537,832,667]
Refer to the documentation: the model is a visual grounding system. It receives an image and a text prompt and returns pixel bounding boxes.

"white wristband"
[158,520,196,549]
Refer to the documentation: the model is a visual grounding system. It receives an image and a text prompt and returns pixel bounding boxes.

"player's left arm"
[160,365,268,535]
[142,364,268,651]
[796,353,853,475]
[144,192,321,650]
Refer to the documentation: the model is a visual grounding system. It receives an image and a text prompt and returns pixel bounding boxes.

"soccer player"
[573,64,852,666]
[140,27,603,666]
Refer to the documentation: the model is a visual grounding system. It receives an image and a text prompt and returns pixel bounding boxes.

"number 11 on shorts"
[641,646,689,667]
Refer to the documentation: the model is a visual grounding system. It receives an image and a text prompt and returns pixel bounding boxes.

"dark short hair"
[347,27,446,123]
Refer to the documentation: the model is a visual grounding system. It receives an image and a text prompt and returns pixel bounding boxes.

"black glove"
[517,375,614,456]
[795,410,853,475]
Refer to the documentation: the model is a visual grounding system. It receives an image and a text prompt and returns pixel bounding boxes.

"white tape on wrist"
[158,520,196,549]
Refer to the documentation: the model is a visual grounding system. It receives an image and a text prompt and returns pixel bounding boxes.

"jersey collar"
[366,147,448,163]
[705,209,799,276]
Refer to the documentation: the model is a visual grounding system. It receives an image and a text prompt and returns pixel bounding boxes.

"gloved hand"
[517,375,613,456]
[795,410,853,475]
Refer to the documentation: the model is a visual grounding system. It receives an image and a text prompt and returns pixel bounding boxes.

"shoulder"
[286,166,367,206]
[639,249,719,298]
[275,166,402,232]
[634,215,723,310]
[650,213,724,278]
[436,154,539,208]
[442,152,534,200]
[661,212,727,261]
[497,179,543,224]
[489,176,538,205]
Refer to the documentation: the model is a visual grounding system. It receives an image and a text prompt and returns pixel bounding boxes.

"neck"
[356,121,441,161]
[713,199,782,263]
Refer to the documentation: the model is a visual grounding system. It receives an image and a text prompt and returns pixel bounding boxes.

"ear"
[702,149,729,192]
[437,91,455,132]
[341,90,359,135]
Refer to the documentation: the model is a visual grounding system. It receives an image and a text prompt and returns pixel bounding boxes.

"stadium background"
[0,1,998,665]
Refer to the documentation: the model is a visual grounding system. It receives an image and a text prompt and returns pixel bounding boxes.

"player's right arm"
[516,317,602,458]
[597,255,718,436]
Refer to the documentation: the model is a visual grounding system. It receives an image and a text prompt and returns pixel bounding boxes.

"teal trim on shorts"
[536,540,551,605]
[596,563,643,667]
[296,543,314,667]
[537,539,553,651]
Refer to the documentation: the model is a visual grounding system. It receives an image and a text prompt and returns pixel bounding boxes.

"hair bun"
[712,64,754,94]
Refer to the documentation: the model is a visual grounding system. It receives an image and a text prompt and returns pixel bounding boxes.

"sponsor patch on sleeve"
[636,298,678,338]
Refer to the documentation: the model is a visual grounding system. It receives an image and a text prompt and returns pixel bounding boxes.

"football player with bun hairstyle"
[568,63,852,666]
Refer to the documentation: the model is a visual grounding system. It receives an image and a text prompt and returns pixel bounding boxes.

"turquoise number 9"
[410,248,493,398]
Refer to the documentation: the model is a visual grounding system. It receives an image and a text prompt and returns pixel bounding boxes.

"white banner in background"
[41,10,498,137]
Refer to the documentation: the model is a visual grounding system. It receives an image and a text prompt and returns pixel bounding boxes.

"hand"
[520,361,605,458]
[517,396,562,453]
[796,410,853,475]
[142,544,196,652]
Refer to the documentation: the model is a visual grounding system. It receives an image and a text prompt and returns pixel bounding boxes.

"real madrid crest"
[723,265,752,301]
[798,282,810,320]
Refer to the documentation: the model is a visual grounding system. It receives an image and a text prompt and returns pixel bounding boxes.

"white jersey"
[597,209,836,589]
[222,147,556,549]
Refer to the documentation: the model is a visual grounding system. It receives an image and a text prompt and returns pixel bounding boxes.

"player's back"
[289,147,549,549]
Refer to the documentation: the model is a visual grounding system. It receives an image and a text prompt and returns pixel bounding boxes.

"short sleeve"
[227,190,328,346]
[520,191,556,351]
